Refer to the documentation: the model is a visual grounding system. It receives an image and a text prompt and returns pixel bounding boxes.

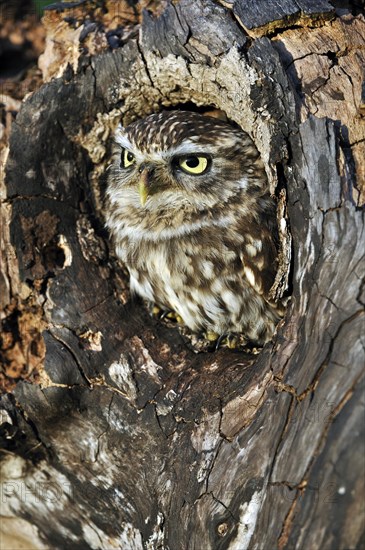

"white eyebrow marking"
[165,142,209,156]
[115,131,133,150]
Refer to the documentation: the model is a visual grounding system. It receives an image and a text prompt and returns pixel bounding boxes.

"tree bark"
[1,1,364,549]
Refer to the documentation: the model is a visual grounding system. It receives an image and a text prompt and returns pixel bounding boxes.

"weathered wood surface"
[1,1,364,548]
[223,0,335,37]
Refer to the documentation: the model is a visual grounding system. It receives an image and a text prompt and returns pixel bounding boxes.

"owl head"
[107,110,267,215]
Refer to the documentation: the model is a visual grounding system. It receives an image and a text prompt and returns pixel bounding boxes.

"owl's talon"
[165,311,183,324]
[205,330,220,342]
[152,307,184,324]
[215,332,238,350]
[226,335,238,349]
[166,311,176,320]
[160,309,172,319]
[152,305,162,317]
[151,305,173,320]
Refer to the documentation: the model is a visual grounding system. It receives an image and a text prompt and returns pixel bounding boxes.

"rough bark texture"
[1,1,364,549]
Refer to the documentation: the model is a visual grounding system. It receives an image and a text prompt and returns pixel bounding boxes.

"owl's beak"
[138,167,152,207]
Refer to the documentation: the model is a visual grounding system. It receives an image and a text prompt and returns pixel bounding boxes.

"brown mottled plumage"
[106,110,282,344]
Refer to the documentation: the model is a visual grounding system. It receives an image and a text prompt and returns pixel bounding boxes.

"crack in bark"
[152,403,169,439]
[283,50,337,71]
[305,55,339,117]
[350,137,365,146]
[266,393,294,483]
[273,379,297,397]
[48,328,92,388]
[14,400,54,462]
[173,4,192,50]
[274,308,364,403]
[338,64,356,105]
[79,293,114,315]
[203,438,224,495]
[89,375,134,400]
[276,368,364,548]
[297,309,364,401]
[211,492,239,521]
[277,486,301,550]
[314,281,341,312]
[136,40,154,88]
[90,57,108,112]
[92,394,114,464]
[227,4,334,40]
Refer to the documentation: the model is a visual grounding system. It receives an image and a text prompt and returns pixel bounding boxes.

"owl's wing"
[239,221,279,302]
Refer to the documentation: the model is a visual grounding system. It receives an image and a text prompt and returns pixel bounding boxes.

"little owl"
[106,110,282,345]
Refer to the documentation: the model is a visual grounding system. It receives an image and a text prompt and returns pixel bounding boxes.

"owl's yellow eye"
[121,148,136,168]
[178,155,209,175]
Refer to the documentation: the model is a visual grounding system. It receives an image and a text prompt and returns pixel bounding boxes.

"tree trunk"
[1,1,364,549]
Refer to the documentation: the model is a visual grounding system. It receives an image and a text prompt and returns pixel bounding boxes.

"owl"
[106,110,282,345]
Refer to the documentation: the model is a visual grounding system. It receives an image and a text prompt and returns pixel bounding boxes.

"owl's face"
[108,111,265,215]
